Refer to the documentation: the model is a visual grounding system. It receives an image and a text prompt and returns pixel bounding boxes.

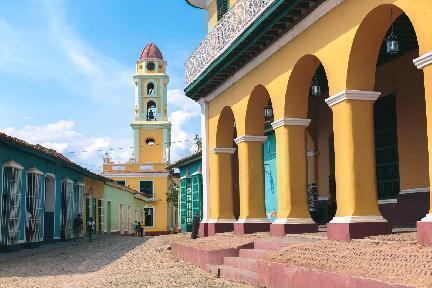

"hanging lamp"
[386,9,400,55]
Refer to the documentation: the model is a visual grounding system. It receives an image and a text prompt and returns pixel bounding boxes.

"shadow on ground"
[0,235,146,277]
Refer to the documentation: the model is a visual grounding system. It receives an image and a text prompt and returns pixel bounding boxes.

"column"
[414,52,432,245]
[270,118,318,236]
[233,135,270,235]
[198,99,210,237]
[325,90,391,241]
[207,148,237,236]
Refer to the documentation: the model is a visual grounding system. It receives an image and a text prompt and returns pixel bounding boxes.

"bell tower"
[131,43,171,164]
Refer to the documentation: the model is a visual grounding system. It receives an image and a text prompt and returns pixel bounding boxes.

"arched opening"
[348,5,428,229]
[215,106,240,220]
[146,100,157,121]
[147,82,156,95]
[282,55,334,226]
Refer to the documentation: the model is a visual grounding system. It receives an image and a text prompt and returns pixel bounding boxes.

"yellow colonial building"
[185,0,432,244]
[102,43,171,235]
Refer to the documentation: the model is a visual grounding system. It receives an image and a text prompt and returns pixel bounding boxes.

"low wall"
[171,242,254,270]
[258,260,411,288]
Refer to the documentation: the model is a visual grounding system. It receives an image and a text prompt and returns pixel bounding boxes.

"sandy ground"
[266,232,432,288]
[175,232,269,250]
[0,234,250,288]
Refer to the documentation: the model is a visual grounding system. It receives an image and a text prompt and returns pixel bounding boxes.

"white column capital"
[211,147,236,154]
[325,90,381,108]
[234,135,268,144]
[271,118,311,129]
[413,51,432,69]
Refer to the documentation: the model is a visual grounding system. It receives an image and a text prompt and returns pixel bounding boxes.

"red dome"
[139,43,163,60]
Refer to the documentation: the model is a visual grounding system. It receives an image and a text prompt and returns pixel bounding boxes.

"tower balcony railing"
[185,0,275,88]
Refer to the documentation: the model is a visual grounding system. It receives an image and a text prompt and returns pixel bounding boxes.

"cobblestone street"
[0,235,250,288]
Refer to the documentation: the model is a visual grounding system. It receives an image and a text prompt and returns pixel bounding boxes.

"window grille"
[374,94,400,200]
[26,169,44,243]
[1,163,23,246]
[140,181,154,198]
[217,0,229,20]
[61,179,74,240]
[98,200,104,232]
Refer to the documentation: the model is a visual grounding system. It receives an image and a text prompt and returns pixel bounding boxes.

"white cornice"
[271,118,311,129]
[234,135,268,144]
[325,90,381,107]
[413,51,432,69]
[45,173,56,180]
[27,167,44,175]
[3,160,24,170]
[211,147,236,154]
[203,0,344,103]
[378,199,397,204]
[399,187,429,195]
[207,218,237,223]
[329,215,387,224]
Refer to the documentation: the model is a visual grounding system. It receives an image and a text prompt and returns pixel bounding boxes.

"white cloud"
[0,0,134,105]
[1,120,132,173]
[167,89,201,161]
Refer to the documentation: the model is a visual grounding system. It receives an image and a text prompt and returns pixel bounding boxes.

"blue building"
[0,133,105,251]
[169,152,202,233]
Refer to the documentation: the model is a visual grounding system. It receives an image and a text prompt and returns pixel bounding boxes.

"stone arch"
[284,54,328,118]
[244,85,271,136]
[345,2,431,90]
[216,106,235,148]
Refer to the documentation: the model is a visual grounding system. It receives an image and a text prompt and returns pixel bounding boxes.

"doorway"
[44,176,55,242]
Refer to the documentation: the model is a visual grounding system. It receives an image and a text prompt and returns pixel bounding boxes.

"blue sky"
[0,0,207,172]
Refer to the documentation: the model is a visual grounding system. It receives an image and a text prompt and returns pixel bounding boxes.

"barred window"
[61,178,74,240]
[26,168,44,243]
[1,161,23,246]
[217,0,229,21]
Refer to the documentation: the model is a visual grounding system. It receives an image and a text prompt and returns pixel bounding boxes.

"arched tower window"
[147,100,157,121]
[147,82,156,95]
[217,0,229,21]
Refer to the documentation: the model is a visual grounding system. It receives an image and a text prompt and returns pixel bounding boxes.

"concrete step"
[223,256,258,272]
[239,248,270,259]
[220,265,261,287]
[254,240,286,251]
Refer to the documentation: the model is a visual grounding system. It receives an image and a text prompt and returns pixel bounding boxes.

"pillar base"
[234,219,270,236]
[417,214,432,245]
[270,222,318,237]
[327,217,391,241]
[199,222,209,238]
[207,221,235,236]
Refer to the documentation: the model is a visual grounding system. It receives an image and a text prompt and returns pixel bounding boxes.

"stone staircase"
[216,240,289,287]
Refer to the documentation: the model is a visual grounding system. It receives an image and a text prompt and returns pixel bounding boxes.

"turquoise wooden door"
[264,131,277,222]
[191,175,202,219]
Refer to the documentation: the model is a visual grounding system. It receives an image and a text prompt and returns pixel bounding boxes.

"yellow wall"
[206,0,432,218]
[109,176,168,233]
[83,177,105,234]
[138,129,164,163]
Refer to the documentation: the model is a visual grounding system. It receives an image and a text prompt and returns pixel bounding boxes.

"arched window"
[217,0,229,20]
[146,100,157,121]
[147,82,156,95]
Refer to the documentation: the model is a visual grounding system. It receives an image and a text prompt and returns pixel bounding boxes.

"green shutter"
[180,179,187,226]
[191,175,202,220]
